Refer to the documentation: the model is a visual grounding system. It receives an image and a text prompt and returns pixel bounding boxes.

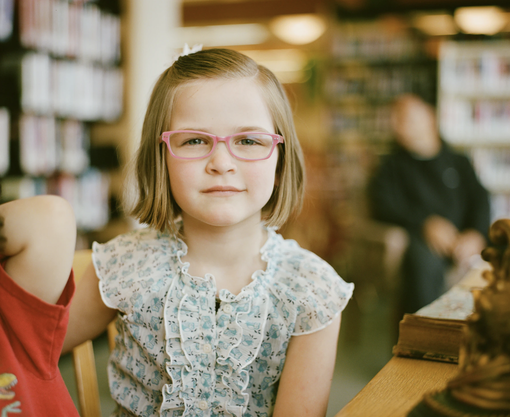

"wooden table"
[334,356,459,417]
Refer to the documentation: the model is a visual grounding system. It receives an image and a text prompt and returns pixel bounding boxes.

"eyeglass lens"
[169,132,276,160]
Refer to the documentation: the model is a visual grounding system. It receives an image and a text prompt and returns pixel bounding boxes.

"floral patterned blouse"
[92,227,354,417]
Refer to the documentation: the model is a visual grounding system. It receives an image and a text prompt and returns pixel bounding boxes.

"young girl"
[64,47,354,417]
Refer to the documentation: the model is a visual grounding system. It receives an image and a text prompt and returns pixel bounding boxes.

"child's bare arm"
[0,195,76,304]
[273,314,342,417]
[62,262,117,353]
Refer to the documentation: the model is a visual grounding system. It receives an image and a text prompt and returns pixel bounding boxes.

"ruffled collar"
[170,225,280,300]
[161,224,281,415]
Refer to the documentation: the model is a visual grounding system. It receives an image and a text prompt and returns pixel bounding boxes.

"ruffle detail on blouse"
[215,287,269,416]
[160,276,191,413]
[165,239,271,416]
[262,232,354,336]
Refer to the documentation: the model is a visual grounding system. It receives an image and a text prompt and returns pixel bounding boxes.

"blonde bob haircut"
[129,48,305,235]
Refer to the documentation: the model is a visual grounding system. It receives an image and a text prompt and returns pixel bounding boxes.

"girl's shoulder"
[263,231,354,335]
[91,228,185,311]
[91,227,183,282]
[93,227,181,254]
[264,230,340,282]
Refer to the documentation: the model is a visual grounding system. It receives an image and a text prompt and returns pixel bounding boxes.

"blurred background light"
[269,14,326,45]
[454,6,508,35]
[411,13,458,36]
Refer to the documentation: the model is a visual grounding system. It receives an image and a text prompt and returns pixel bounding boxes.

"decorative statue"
[409,218,510,416]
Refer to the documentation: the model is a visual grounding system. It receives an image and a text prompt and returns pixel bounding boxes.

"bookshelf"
[326,19,436,147]
[323,18,437,227]
[0,0,122,233]
[437,40,510,221]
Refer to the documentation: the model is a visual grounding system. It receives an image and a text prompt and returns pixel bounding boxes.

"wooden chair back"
[72,249,117,417]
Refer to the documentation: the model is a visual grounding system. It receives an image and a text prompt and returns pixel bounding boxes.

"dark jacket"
[369,142,491,238]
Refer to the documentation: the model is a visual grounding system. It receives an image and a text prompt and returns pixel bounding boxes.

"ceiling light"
[270,14,326,45]
[412,13,458,36]
[454,6,508,35]
[174,23,270,48]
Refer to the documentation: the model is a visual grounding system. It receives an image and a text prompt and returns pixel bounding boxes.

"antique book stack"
[393,264,488,364]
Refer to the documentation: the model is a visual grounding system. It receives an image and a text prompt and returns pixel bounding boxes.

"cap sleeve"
[265,235,354,336]
[92,228,175,312]
[291,258,354,335]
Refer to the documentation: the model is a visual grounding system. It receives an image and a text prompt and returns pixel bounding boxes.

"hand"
[452,229,486,265]
[422,215,459,257]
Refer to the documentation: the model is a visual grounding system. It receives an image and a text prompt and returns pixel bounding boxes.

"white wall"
[124,0,181,156]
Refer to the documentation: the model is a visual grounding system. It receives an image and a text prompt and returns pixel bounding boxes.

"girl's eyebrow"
[172,127,211,133]
[234,126,271,133]
[174,127,272,134]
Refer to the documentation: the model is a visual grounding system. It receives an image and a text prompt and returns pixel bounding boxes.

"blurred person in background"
[368,94,490,314]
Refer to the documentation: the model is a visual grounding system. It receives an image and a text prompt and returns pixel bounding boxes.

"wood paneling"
[182,0,326,25]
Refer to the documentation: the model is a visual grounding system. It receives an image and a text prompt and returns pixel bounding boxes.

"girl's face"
[165,77,279,230]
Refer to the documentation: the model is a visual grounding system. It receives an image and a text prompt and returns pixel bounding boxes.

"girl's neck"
[179,215,268,294]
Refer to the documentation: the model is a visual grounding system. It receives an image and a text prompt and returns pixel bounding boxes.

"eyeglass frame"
[160,130,284,161]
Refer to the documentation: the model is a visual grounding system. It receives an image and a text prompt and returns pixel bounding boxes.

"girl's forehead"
[175,77,262,97]
[170,77,275,132]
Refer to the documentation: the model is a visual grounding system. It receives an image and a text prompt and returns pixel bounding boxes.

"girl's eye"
[235,136,264,146]
[185,138,204,145]
[239,138,258,146]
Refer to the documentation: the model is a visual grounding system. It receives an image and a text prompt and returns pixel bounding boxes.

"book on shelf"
[0,107,9,176]
[0,0,14,41]
[17,0,121,64]
[393,263,489,363]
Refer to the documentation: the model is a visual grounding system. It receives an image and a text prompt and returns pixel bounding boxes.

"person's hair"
[127,48,305,234]
[391,94,434,123]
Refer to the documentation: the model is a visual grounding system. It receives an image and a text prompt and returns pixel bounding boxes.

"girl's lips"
[202,186,243,193]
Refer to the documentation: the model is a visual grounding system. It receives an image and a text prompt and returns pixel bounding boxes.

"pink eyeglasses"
[160,130,284,161]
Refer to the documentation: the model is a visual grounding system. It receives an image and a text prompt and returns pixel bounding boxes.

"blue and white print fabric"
[92,227,353,417]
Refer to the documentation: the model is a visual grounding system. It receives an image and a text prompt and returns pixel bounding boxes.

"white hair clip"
[171,43,203,64]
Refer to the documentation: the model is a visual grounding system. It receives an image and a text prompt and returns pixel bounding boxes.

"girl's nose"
[206,142,237,174]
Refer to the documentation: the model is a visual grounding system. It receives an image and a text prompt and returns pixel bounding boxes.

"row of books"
[329,106,393,141]
[471,148,510,193]
[331,21,422,61]
[16,0,121,64]
[12,51,123,120]
[17,114,90,176]
[1,169,110,230]
[440,47,510,96]
[0,107,8,175]
[439,98,510,143]
[0,0,13,41]
[325,66,434,103]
